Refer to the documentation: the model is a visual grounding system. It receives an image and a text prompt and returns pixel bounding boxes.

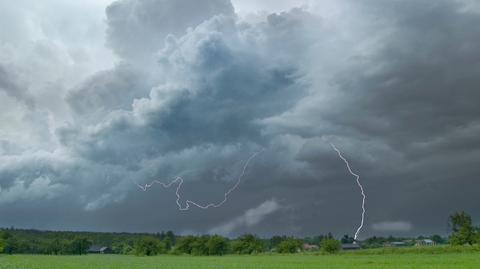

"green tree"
[190,236,209,256]
[449,211,472,232]
[112,242,133,254]
[207,235,228,255]
[277,238,302,253]
[0,231,6,253]
[232,234,264,254]
[430,235,445,244]
[341,234,354,244]
[47,239,65,255]
[4,237,19,254]
[449,211,476,245]
[165,231,176,244]
[475,230,480,244]
[320,238,341,254]
[269,235,286,250]
[173,236,196,254]
[69,237,91,255]
[135,237,165,256]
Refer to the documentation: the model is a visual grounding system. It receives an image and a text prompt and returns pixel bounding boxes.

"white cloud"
[0,176,66,204]
[209,199,281,235]
[372,221,413,232]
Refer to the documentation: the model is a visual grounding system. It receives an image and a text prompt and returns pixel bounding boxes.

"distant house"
[386,241,407,247]
[342,243,361,250]
[303,243,319,251]
[415,239,436,246]
[88,245,112,254]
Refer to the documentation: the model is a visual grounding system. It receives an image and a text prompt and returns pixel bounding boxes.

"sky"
[1,0,480,239]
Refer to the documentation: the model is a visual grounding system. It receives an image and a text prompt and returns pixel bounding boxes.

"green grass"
[1,251,480,269]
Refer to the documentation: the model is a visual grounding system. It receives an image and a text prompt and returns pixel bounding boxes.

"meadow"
[1,249,480,269]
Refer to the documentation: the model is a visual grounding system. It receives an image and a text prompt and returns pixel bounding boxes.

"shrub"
[190,236,209,256]
[232,234,264,254]
[277,238,303,253]
[207,235,228,255]
[69,237,91,255]
[135,237,165,256]
[173,236,196,255]
[320,238,341,254]
[449,211,476,245]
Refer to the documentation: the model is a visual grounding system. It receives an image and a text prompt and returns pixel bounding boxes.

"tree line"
[0,211,478,256]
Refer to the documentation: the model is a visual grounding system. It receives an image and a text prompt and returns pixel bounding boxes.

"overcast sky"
[1,0,479,239]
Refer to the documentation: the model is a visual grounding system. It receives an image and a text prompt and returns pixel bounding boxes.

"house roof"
[88,245,110,252]
[342,243,360,249]
[303,243,319,249]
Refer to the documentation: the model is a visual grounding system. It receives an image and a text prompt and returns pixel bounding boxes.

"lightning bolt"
[134,149,264,211]
[330,143,366,240]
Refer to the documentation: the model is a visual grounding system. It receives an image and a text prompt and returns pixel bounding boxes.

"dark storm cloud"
[262,0,480,236]
[1,0,480,238]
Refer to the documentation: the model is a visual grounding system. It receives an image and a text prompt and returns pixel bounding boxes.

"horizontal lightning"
[134,149,264,211]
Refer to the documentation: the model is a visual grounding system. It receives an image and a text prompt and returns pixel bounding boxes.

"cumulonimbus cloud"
[1,0,480,236]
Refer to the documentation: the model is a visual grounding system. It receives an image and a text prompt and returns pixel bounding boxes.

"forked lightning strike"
[135,149,264,211]
[134,143,366,240]
[330,143,366,240]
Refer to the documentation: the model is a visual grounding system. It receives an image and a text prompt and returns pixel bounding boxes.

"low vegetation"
[0,211,479,257]
[1,252,480,269]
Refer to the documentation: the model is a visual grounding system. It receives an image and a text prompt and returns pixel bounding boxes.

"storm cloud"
[0,0,479,238]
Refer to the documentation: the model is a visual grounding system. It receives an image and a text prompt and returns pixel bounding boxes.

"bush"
[449,211,476,245]
[112,242,134,255]
[232,234,264,254]
[190,236,209,256]
[69,237,91,255]
[320,238,341,254]
[135,237,165,256]
[207,235,228,255]
[277,238,302,253]
[172,236,196,254]
[449,226,476,246]
[0,231,9,253]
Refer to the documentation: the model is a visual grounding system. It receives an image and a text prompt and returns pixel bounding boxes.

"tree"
[165,231,176,245]
[449,211,472,232]
[47,239,66,255]
[232,234,264,254]
[69,237,91,255]
[269,235,286,250]
[320,238,341,254]
[135,237,165,256]
[190,236,209,256]
[0,231,6,253]
[4,237,19,254]
[449,211,476,245]
[277,238,302,253]
[430,235,445,244]
[173,236,196,254]
[207,235,228,255]
[341,234,354,244]
[112,242,133,255]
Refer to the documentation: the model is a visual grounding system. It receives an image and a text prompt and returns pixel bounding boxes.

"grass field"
[1,251,480,269]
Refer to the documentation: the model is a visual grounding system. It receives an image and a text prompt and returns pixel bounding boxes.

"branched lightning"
[134,149,264,211]
[133,143,365,239]
[329,143,366,240]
